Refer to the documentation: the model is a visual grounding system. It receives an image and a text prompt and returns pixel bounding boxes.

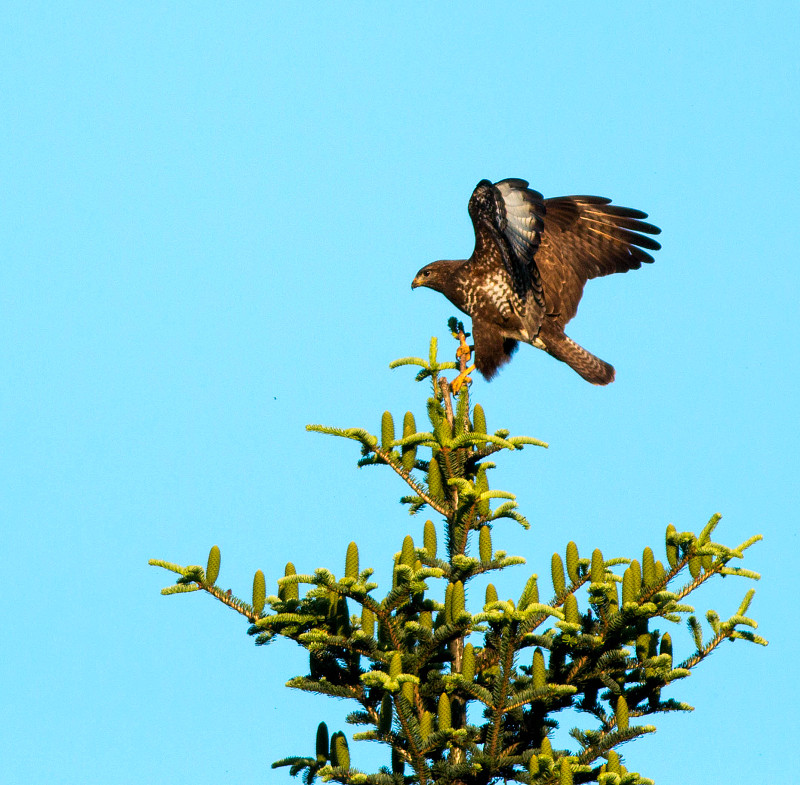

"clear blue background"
[3,3,797,782]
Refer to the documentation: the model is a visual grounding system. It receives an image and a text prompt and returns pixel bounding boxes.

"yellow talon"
[451,364,476,393]
[451,328,474,393]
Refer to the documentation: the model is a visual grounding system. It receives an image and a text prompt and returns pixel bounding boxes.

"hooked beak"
[411,274,423,289]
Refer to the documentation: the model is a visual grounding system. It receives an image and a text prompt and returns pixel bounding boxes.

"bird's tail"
[544,333,615,385]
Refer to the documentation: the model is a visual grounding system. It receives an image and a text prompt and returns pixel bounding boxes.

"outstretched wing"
[537,196,661,325]
[468,179,545,292]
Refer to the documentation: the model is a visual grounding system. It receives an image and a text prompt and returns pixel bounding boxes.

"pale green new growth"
[150,327,766,785]
[253,570,266,615]
[566,541,579,584]
[345,542,359,580]
[206,545,220,586]
[423,519,437,560]
[552,553,566,596]
[438,692,451,730]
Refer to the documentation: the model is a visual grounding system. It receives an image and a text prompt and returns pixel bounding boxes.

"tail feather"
[542,332,615,385]
[473,320,520,380]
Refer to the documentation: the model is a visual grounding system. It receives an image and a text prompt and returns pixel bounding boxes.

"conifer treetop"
[151,323,765,785]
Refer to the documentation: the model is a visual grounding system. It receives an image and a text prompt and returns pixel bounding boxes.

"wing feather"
[464,179,548,338]
[541,196,662,277]
[493,179,546,268]
[468,179,545,281]
[536,195,661,325]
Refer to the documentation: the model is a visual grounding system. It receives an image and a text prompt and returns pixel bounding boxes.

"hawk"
[411,178,661,385]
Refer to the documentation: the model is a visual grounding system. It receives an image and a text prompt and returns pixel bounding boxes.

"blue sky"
[3,3,798,782]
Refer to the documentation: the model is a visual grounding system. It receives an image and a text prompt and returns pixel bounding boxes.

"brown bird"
[412,178,660,385]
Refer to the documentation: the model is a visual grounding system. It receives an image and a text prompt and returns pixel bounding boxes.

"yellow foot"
[456,331,472,363]
[451,364,476,394]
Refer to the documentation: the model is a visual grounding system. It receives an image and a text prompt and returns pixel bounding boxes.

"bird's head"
[411,260,460,293]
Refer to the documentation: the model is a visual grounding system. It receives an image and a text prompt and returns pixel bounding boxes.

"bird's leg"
[450,329,476,394]
[450,366,476,394]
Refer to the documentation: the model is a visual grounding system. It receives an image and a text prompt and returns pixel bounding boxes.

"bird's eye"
[423,270,431,277]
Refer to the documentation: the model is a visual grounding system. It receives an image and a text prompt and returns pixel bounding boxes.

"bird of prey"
[411,178,660,385]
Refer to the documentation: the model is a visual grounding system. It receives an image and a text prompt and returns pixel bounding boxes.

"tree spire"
[151,323,765,784]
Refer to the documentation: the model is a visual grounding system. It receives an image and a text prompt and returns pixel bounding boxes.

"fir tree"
[151,320,766,785]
